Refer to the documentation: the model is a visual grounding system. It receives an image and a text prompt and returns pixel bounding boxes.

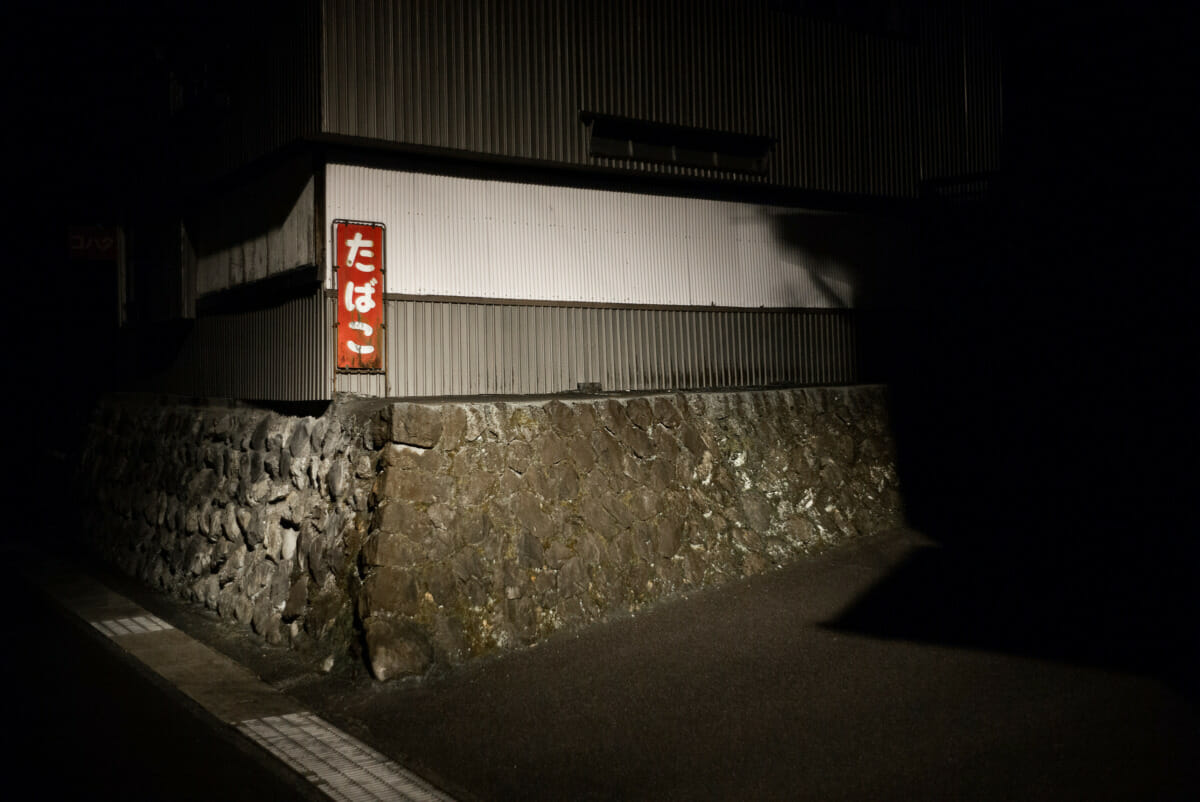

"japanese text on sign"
[333,221,385,371]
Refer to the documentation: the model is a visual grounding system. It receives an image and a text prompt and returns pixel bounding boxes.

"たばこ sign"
[333,220,385,371]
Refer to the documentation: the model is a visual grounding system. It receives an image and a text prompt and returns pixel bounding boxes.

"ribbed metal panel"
[363,298,857,397]
[321,0,941,196]
[189,173,317,296]
[181,1,323,181]
[151,292,329,401]
[918,0,1002,181]
[326,164,862,308]
[147,291,856,400]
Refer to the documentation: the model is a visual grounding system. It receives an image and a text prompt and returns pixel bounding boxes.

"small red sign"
[69,226,121,261]
[333,220,385,371]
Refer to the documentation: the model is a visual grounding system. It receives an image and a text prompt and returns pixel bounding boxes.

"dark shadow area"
[825,542,1198,695]
[766,208,919,310]
[847,5,1198,692]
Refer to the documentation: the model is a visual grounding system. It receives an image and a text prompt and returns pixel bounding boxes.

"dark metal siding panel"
[962,0,1003,176]
[322,0,985,197]
[378,298,856,397]
[918,0,1002,181]
[151,292,330,401]
[184,1,322,181]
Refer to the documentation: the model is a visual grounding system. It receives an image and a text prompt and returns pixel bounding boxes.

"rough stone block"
[568,437,596,473]
[535,432,568,466]
[416,563,456,608]
[513,492,553,541]
[741,492,775,533]
[377,468,454,506]
[282,577,308,622]
[243,506,270,549]
[364,617,433,681]
[625,397,653,431]
[591,429,625,476]
[440,406,468,450]
[457,471,496,508]
[628,487,658,521]
[580,496,615,536]
[547,462,580,501]
[308,417,328,453]
[574,403,598,434]
[373,500,432,537]
[517,531,544,568]
[287,419,313,459]
[382,402,443,449]
[452,548,486,584]
[557,556,588,597]
[280,526,298,562]
[250,414,276,451]
[655,517,683,558]
[326,458,350,502]
[380,443,448,473]
[544,399,576,435]
[360,565,421,618]
[652,396,683,428]
[506,440,532,474]
[505,596,539,642]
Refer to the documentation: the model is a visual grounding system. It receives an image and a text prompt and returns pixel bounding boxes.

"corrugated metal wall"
[186,170,317,297]
[181,0,1000,199]
[180,0,323,181]
[148,289,856,401]
[918,0,1003,180]
[326,164,862,308]
[330,297,857,397]
[150,292,330,401]
[321,0,943,196]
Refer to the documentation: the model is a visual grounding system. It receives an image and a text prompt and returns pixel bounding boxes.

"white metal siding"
[326,164,857,308]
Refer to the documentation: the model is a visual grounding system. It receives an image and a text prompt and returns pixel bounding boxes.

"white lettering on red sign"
[334,221,385,371]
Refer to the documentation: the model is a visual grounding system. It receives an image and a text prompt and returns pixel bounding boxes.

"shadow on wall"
[758,207,918,310]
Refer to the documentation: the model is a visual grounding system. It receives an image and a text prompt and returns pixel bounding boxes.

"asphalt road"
[293,529,1199,801]
[0,567,322,802]
[6,529,1199,801]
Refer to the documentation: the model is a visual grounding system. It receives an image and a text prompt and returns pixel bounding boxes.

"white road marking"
[52,575,458,801]
[238,713,456,802]
[92,614,174,637]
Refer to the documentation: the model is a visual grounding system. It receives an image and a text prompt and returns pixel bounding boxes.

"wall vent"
[580,112,775,175]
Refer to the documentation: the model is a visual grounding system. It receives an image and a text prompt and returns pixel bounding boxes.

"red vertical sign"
[333,220,385,371]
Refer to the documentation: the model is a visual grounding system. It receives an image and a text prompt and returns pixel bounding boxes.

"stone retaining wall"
[80,387,903,680]
[79,398,375,664]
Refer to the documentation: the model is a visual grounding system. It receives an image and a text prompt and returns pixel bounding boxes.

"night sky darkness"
[2,1,1196,684]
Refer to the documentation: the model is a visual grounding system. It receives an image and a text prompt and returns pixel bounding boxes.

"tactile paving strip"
[238,712,456,802]
[92,615,175,637]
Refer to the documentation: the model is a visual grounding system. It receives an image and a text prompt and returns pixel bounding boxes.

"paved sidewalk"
[10,547,458,802]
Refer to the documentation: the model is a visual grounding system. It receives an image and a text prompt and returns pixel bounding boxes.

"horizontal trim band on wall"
[312,138,918,215]
[321,288,854,315]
